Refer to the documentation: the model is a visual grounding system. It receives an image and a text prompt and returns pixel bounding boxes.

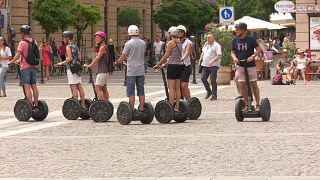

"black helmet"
[235,22,247,30]
[20,25,31,35]
[62,31,73,39]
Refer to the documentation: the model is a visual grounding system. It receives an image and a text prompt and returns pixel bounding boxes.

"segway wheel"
[155,100,174,124]
[89,100,113,122]
[139,102,154,124]
[260,98,271,121]
[174,100,190,123]
[14,99,32,121]
[32,100,49,121]
[62,98,81,120]
[79,98,92,120]
[117,102,133,125]
[235,98,245,122]
[187,97,202,120]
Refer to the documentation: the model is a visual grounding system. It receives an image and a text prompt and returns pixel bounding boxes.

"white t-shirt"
[201,41,222,67]
[295,57,307,70]
[0,47,12,68]
[181,38,192,66]
[153,41,164,55]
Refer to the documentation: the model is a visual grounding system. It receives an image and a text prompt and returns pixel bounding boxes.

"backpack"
[103,45,114,75]
[69,44,82,74]
[272,73,283,85]
[23,39,40,66]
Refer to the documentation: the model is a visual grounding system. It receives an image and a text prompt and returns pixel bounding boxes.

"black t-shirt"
[232,35,258,67]
[107,44,115,61]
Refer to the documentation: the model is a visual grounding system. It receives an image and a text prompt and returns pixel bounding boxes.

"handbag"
[69,62,82,74]
[272,73,283,85]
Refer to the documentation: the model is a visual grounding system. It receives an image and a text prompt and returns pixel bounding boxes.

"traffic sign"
[219,7,234,26]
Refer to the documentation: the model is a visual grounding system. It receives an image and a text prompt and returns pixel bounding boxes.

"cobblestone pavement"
[1,68,320,179]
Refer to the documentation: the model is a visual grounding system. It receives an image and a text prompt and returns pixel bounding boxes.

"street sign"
[219,7,234,26]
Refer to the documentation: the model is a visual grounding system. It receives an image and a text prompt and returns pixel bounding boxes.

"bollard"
[192,59,197,84]
[40,59,44,84]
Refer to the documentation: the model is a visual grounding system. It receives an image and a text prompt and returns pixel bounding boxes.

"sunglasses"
[178,30,185,33]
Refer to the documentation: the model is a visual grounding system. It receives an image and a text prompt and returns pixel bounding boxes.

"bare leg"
[301,69,306,84]
[77,84,86,108]
[241,82,248,105]
[31,84,39,106]
[293,69,298,83]
[101,85,109,101]
[138,96,145,111]
[129,96,135,112]
[181,82,191,101]
[251,81,260,105]
[168,79,176,107]
[24,85,33,105]
[175,79,181,111]
[95,85,106,101]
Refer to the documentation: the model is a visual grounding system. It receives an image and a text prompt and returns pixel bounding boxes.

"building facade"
[1,0,162,50]
[296,0,320,52]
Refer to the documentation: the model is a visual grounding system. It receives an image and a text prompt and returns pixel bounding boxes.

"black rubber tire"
[235,98,244,122]
[155,100,174,124]
[106,101,114,120]
[89,100,113,122]
[139,102,154,124]
[32,100,49,121]
[62,98,81,120]
[14,99,32,122]
[174,100,190,123]
[79,98,92,120]
[187,97,202,120]
[260,98,271,121]
[117,102,133,125]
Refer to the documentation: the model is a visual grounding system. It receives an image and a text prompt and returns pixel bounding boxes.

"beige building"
[296,0,320,52]
[1,0,162,50]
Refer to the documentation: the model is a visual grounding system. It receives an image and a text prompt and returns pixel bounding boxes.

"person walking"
[58,41,67,75]
[199,33,222,100]
[177,25,193,100]
[84,31,112,101]
[231,22,263,112]
[117,25,146,113]
[9,25,40,111]
[39,40,52,80]
[0,37,12,97]
[57,31,86,109]
[154,26,182,111]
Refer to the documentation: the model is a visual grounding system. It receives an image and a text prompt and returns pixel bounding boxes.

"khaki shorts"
[95,73,109,86]
[282,67,293,74]
[236,65,257,82]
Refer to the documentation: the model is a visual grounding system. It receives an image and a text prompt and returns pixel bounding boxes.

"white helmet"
[128,25,139,36]
[177,25,187,33]
[168,26,178,36]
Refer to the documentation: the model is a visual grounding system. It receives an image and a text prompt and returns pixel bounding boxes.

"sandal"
[242,105,248,112]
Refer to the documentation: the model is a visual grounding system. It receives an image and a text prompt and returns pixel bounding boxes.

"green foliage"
[283,42,296,59]
[154,0,214,33]
[117,7,142,27]
[71,4,101,47]
[216,0,280,21]
[205,24,233,66]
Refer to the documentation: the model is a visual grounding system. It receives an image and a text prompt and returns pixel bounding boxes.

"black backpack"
[103,45,114,75]
[23,39,40,66]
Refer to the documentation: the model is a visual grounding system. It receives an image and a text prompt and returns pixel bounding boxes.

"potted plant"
[206,24,233,85]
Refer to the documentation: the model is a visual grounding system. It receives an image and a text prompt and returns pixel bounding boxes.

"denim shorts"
[126,75,145,97]
[21,67,37,85]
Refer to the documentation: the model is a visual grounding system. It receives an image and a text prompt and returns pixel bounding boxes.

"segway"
[235,60,271,122]
[88,68,114,122]
[154,67,190,124]
[14,68,49,121]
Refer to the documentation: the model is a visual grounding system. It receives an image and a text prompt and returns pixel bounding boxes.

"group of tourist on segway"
[9,22,271,124]
[9,24,202,125]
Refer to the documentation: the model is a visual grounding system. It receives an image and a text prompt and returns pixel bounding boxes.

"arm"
[156,41,173,66]
[181,44,192,62]
[57,46,72,65]
[117,53,128,64]
[9,51,22,64]
[85,46,106,68]
[231,50,238,63]
[49,46,53,53]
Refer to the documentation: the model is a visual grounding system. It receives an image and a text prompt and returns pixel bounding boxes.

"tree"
[117,7,142,27]
[71,4,101,47]
[153,0,214,34]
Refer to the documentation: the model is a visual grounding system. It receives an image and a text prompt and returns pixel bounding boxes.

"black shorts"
[181,65,192,82]
[167,64,182,80]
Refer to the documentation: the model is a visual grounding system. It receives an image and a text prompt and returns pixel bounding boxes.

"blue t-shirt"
[232,35,258,67]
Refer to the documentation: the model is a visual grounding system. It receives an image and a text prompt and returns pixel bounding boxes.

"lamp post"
[150,0,154,63]
[104,0,108,34]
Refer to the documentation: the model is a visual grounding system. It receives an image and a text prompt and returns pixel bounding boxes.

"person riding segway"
[9,25,49,121]
[231,22,271,121]
[116,25,154,125]
[57,31,91,120]
[83,31,114,122]
[153,26,190,124]
[177,25,202,120]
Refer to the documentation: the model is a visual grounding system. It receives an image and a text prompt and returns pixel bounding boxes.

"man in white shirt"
[199,33,222,100]
[153,36,163,63]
